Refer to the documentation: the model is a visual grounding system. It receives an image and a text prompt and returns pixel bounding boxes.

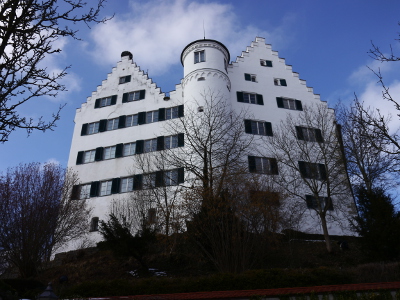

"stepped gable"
[78,52,164,111]
[231,36,321,102]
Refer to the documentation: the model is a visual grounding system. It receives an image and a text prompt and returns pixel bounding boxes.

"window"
[143,173,156,189]
[83,150,96,163]
[194,50,205,63]
[164,169,179,186]
[146,110,159,123]
[164,135,179,149]
[125,114,138,127]
[123,142,136,156]
[119,75,131,84]
[298,161,327,180]
[276,97,303,111]
[305,195,333,211]
[274,78,287,86]
[197,77,205,81]
[95,95,117,108]
[248,156,278,175]
[90,217,99,232]
[244,120,273,136]
[100,180,112,196]
[79,184,91,199]
[147,208,157,224]
[165,107,179,120]
[120,177,134,193]
[260,59,273,67]
[244,73,257,82]
[296,126,324,143]
[122,90,146,102]
[144,138,157,153]
[107,118,119,131]
[103,146,116,160]
[87,122,100,135]
[237,92,263,105]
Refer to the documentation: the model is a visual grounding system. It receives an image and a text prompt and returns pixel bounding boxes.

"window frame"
[194,50,205,64]
[274,78,287,86]
[260,59,273,67]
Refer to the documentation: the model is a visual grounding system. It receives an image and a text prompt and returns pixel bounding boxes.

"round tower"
[181,39,231,109]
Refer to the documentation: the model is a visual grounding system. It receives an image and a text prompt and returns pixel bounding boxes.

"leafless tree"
[266,103,355,252]
[161,90,287,272]
[0,0,110,142]
[0,162,90,277]
[336,100,397,192]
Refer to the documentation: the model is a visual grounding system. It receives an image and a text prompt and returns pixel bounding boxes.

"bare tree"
[161,90,286,272]
[0,162,90,277]
[266,103,355,252]
[0,0,110,142]
[336,100,397,192]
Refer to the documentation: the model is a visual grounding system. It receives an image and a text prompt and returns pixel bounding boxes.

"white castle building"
[66,37,355,251]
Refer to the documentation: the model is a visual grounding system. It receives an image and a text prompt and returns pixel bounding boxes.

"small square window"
[126,114,138,127]
[120,177,134,193]
[100,180,112,196]
[260,59,273,67]
[244,73,257,82]
[83,150,96,163]
[79,184,91,199]
[274,78,287,86]
[107,118,119,131]
[103,146,116,160]
[119,75,131,84]
[123,142,136,156]
[144,138,157,153]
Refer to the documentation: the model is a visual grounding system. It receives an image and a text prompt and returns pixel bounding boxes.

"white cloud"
[88,0,291,75]
[358,79,400,133]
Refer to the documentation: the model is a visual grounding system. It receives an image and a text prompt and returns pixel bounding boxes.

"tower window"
[194,50,205,63]
[197,77,205,81]
[90,217,99,232]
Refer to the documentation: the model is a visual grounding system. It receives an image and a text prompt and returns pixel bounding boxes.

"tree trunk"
[320,213,332,253]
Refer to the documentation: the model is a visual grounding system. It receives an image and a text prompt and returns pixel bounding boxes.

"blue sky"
[1,0,400,171]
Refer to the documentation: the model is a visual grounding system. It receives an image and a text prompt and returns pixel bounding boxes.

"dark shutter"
[90,181,100,197]
[236,91,244,103]
[95,147,104,161]
[305,195,314,209]
[269,158,279,175]
[298,161,307,178]
[248,156,256,173]
[178,133,184,147]
[326,197,334,211]
[76,151,84,165]
[155,171,164,187]
[139,90,146,100]
[138,112,146,125]
[266,60,273,67]
[99,119,107,132]
[118,115,126,129]
[133,174,143,190]
[122,93,128,103]
[276,97,284,108]
[111,178,121,194]
[81,123,88,136]
[244,73,251,81]
[244,119,252,134]
[157,136,165,151]
[295,100,303,111]
[95,99,100,108]
[125,75,131,82]
[315,129,324,143]
[265,122,273,136]
[71,185,80,200]
[111,95,117,105]
[280,79,287,86]
[318,164,327,180]
[158,108,166,121]
[136,140,144,154]
[256,94,264,105]
[178,105,184,117]
[296,126,304,140]
[115,143,123,158]
[177,167,184,183]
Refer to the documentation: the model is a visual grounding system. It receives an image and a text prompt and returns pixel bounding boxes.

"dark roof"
[181,39,230,65]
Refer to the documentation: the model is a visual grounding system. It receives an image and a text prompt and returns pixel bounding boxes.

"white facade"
[65,37,355,251]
